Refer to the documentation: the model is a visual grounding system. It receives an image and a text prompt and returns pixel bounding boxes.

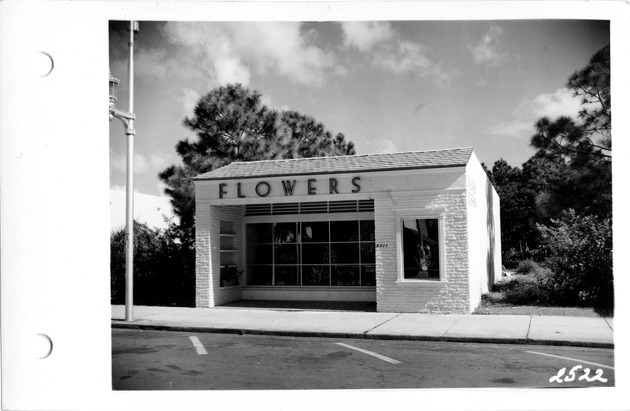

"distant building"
[193,147,502,314]
[110,189,176,230]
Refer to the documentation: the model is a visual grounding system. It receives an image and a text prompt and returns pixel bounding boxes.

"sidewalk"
[111,304,614,348]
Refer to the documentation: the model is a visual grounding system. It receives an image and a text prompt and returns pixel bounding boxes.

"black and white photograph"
[109,19,614,390]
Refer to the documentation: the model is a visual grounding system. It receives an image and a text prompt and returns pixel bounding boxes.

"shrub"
[491,275,550,305]
[516,259,538,275]
[537,210,613,310]
[111,219,195,307]
[502,248,536,269]
[503,276,549,305]
[515,259,554,278]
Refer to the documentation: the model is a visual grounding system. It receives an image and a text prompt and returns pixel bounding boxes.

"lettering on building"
[218,176,361,199]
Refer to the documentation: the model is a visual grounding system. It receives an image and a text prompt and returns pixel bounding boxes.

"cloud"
[529,88,583,118]
[149,153,169,169]
[109,58,127,83]
[374,41,430,73]
[377,41,455,85]
[134,154,149,174]
[341,21,395,52]
[214,55,251,85]
[489,121,534,138]
[469,25,507,67]
[377,138,398,153]
[490,88,583,138]
[362,138,398,154]
[110,150,126,173]
[182,88,201,116]
[162,22,336,88]
[156,181,169,196]
[260,94,290,112]
[340,23,455,86]
[110,149,168,174]
[135,49,172,80]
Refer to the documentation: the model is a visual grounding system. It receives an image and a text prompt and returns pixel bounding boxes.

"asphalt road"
[112,328,615,390]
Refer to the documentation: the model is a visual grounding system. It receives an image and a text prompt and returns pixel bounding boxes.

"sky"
[109,19,609,197]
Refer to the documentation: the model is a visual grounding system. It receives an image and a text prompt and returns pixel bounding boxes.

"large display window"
[246,219,375,287]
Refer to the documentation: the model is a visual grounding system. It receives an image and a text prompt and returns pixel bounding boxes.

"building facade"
[193,148,501,313]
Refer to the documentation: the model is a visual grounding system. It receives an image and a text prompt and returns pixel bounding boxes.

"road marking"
[525,351,614,370]
[189,336,208,355]
[335,342,401,364]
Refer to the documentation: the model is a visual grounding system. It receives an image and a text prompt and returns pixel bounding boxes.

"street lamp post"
[109,21,139,322]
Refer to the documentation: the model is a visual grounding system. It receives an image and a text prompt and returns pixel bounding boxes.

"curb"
[111,321,614,349]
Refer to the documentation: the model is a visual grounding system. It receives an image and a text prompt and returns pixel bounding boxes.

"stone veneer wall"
[375,192,471,313]
[195,202,244,307]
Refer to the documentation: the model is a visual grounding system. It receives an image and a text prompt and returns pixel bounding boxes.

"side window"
[400,218,440,281]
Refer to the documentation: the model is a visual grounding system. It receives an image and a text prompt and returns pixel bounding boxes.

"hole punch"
[32,52,54,77]
[31,334,53,359]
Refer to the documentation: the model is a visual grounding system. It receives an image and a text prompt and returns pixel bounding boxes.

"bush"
[503,276,549,305]
[489,211,613,310]
[491,275,550,305]
[502,248,536,269]
[537,210,613,311]
[516,259,538,275]
[111,219,195,307]
[515,259,553,277]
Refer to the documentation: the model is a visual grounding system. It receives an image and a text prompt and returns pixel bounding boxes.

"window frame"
[243,212,375,287]
[394,208,446,283]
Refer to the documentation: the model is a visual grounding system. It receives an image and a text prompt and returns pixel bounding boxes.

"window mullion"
[328,221,332,287]
[297,222,302,286]
[358,222,362,286]
[271,224,275,286]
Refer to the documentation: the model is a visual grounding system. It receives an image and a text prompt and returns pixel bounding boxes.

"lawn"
[474,275,613,317]
[473,303,604,317]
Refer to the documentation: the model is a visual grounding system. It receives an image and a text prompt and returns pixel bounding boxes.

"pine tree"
[159,83,356,227]
[529,44,611,219]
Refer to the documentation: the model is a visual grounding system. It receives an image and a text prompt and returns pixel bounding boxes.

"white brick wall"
[375,192,471,313]
[195,201,211,307]
[195,203,244,307]
[466,153,502,312]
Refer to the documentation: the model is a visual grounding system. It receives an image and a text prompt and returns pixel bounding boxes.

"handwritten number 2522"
[549,365,607,383]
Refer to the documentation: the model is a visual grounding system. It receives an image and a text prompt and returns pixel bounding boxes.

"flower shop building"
[193,147,501,314]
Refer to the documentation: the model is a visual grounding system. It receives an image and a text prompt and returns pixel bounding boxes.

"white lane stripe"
[189,336,208,355]
[525,351,614,370]
[336,342,401,364]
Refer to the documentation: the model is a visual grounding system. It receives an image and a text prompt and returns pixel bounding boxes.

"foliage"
[483,159,540,264]
[149,84,357,306]
[485,45,613,270]
[220,265,243,287]
[485,211,612,311]
[536,210,613,311]
[503,278,550,306]
[529,44,612,220]
[159,83,356,229]
[111,219,195,307]
[490,275,550,306]
[531,44,610,160]
[516,259,543,275]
